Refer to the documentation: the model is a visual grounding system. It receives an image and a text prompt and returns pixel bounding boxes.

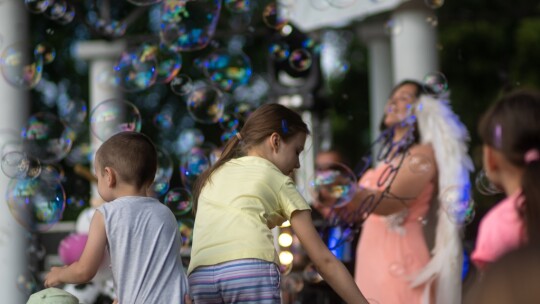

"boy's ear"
[104,167,116,187]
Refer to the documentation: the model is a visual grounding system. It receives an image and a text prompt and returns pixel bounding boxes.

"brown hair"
[95,131,157,189]
[192,103,310,213]
[478,89,540,244]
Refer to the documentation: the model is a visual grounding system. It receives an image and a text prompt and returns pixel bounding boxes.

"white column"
[0,1,30,304]
[358,22,394,142]
[390,1,438,83]
[74,40,125,208]
[296,110,315,204]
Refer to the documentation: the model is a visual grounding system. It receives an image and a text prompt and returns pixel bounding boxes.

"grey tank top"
[98,196,189,303]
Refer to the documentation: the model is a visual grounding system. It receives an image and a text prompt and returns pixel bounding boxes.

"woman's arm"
[339,144,437,221]
[291,210,368,304]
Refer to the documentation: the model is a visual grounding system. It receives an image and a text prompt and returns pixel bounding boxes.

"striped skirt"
[188,258,281,304]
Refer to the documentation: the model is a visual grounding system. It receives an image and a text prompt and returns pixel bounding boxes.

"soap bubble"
[6,176,66,232]
[164,187,192,217]
[21,112,74,164]
[186,85,225,124]
[160,0,221,52]
[90,99,141,142]
[0,42,44,90]
[309,162,358,209]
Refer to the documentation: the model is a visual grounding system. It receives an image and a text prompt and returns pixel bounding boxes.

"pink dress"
[471,190,525,270]
[355,163,434,304]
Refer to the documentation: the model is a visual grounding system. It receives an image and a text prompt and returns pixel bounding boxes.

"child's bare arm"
[290,210,368,304]
[45,211,107,287]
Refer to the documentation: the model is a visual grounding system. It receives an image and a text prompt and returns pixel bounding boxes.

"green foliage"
[512,18,540,87]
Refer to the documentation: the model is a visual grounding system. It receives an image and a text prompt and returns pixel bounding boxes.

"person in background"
[338,80,473,304]
[471,89,540,270]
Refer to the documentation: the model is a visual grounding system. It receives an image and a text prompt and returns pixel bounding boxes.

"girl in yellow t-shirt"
[188,103,367,304]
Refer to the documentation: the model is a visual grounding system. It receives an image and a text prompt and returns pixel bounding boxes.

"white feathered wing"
[410,94,474,304]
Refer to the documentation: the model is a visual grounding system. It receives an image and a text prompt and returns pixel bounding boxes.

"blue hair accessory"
[281,119,289,134]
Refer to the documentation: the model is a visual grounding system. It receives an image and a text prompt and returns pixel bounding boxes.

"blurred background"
[0,0,538,303]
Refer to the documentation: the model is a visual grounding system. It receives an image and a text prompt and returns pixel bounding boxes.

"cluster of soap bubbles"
[269,41,314,72]
[1,112,74,236]
[0,112,72,234]
[24,0,76,25]
[112,43,182,93]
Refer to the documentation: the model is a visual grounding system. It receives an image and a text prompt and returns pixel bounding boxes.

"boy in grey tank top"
[44,132,190,304]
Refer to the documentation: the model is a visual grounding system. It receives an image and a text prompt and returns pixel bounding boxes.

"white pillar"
[0,1,30,303]
[390,1,438,83]
[74,40,125,208]
[359,22,394,142]
[297,110,315,204]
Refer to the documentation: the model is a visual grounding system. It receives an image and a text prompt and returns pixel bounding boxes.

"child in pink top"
[471,191,525,269]
[472,89,540,270]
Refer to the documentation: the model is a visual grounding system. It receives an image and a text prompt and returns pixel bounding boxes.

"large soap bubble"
[309,162,358,209]
[6,176,66,232]
[21,112,74,164]
[90,99,142,142]
[160,0,221,52]
[186,85,225,124]
[0,42,44,90]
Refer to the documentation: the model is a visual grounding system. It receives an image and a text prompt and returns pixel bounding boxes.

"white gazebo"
[290,0,438,141]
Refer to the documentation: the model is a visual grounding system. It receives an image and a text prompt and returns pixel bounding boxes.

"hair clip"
[281,119,289,134]
[494,124,502,149]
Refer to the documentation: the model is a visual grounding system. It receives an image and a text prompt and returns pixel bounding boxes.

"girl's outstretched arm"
[290,210,368,304]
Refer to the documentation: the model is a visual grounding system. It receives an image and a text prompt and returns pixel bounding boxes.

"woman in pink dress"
[338,80,473,304]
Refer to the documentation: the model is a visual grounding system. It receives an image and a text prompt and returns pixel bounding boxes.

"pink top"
[471,190,525,270]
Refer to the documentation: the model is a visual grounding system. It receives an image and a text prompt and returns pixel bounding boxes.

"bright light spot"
[279,251,294,265]
[278,233,293,247]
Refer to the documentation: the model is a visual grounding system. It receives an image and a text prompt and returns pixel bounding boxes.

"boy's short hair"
[95,132,157,188]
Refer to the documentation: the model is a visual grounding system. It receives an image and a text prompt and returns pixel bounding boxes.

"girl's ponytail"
[521,153,540,244]
[192,134,241,213]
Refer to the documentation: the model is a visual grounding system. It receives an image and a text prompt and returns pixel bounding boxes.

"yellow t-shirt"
[187,156,311,275]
